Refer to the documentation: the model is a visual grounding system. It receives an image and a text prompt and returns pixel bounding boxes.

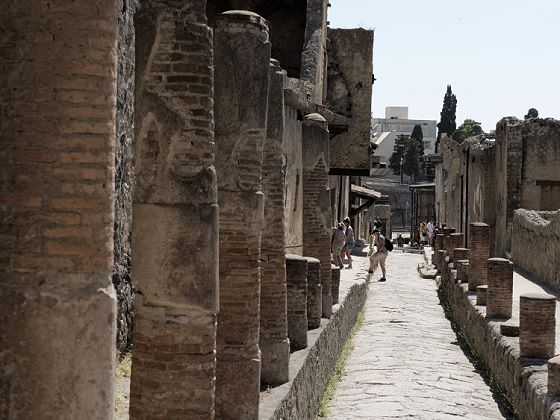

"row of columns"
[1,4,343,418]
[438,223,560,398]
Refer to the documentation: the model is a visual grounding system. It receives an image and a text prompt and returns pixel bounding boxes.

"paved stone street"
[328,252,511,419]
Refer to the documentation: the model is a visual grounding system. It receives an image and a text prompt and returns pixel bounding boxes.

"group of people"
[332,217,355,269]
[418,219,446,247]
[331,217,388,282]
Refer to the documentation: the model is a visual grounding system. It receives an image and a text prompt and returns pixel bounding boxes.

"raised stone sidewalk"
[327,252,510,419]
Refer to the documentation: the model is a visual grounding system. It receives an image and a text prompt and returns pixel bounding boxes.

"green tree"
[524,108,539,119]
[389,134,409,175]
[402,137,421,182]
[452,119,484,143]
[435,85,457,152]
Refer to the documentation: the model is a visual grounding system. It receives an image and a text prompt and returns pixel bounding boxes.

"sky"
[329,0,560,132]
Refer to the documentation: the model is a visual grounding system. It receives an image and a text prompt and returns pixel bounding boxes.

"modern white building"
[372,107,437,163]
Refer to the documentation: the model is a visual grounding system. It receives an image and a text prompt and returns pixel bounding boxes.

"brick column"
[302,113,333,318]
[0,1,118,417]
[453,247,469,264]
[456,260,469,284]
[130,2,219,418]
[520,293,556,359]
[332,266,341,305]
[214,11,271,419]
[477,285,488,305]
[260,58,290,385]
[548,356,560,396]
[468,222,490,292]
[287,255,309,351]
[305,257,322,329]
[445,232,463,263]
[437,250,447,272]
[443,227,456,236]
[486,258,513,319]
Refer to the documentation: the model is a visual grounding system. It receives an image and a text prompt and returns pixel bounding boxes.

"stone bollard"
[477,285,488,305]
[486,258,513,318]
[548,356,560,396]
[434,234,444,269]
[468,222,490,292]
[331,266,341,305]
[305,257,322,330]
[446,233,464,262]
[520,293,556,359]
[286,255,308,351]
[456,260,469,284]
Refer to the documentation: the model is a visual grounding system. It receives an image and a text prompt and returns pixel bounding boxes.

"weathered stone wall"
[467,141,496,252]
[114,0,138,355]
[327,28,374,172]
[437,135,465,230]
[284,106,304,255]
[130,1,219,417]
[495,118,560,257]
[513,209,560,291]
[301,0,329,102]
[0,0,119,417]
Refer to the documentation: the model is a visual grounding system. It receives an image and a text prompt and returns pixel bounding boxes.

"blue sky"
[329,0,560,132]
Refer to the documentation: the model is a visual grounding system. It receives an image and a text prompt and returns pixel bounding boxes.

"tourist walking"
[342,217,355,269]
[427,219,434,245]
[332,222,346,269]
[368,228,388,281]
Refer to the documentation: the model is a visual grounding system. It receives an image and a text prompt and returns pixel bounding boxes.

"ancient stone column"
[434,234,444,269]
[302,113,333,318]
[214,11,271,419]
[468,222,491,292]
[287,255,309,351]
[130,2,219,418]
[456,260,469,284]
[445,232,463,263]
[548,356,560,396]
[0,1,118,417]
[306,257,322,329]
[438,250,447,272]
[486,258,513,319]
[443,227,456,237]
[477,285,488,305]
[520,293,556,359]
[259,59,290,385]
[452,245,468,264]
[332,266,341,305]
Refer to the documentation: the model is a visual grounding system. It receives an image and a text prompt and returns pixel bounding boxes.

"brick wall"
[0,0,118,417]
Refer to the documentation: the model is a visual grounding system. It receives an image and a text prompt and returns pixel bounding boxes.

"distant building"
[372,107,437,163]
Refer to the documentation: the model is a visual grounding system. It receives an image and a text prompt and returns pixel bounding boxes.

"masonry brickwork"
[0,1,119,417]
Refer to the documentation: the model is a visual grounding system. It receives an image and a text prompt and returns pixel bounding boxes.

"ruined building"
[0,0,374,418]
[435,117,560,257]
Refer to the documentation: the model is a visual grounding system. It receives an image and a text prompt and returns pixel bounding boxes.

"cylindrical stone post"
[0,1,118,417]
[548,356,560,396]
[486,258,513,318]
[468,222,491,292]
[456,260,469,284]
[260,59,290,385]
[130,3,219,418]
[477,285,488,305]
[305,257,322,329]
[332,266,341,305]
[214,11,271,419]
[286,255,308,351]
[434,234,444,269]
[520,293,556,359]
[302,113,333,318]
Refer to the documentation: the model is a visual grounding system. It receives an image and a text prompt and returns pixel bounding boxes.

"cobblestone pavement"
[327,252,511,419]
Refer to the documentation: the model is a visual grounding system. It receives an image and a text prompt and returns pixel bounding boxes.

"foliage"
[402,136,421,180]
[524,108,539,119]
[436,85,457,152]
[452,119,484,143]
[389,134,409,175]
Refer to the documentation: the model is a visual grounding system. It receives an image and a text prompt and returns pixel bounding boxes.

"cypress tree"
[389,134,409,175]
[436,85,457,152]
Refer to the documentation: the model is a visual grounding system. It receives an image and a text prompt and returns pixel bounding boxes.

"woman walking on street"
[342,217,355,269]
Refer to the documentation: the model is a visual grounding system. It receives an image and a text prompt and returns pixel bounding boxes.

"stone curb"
[440,276,560,420]
[259,272,370,419]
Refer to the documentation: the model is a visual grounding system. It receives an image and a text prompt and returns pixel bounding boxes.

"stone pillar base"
[216,356,261,420]
[322,294,333,318]
[260,339,290,385]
